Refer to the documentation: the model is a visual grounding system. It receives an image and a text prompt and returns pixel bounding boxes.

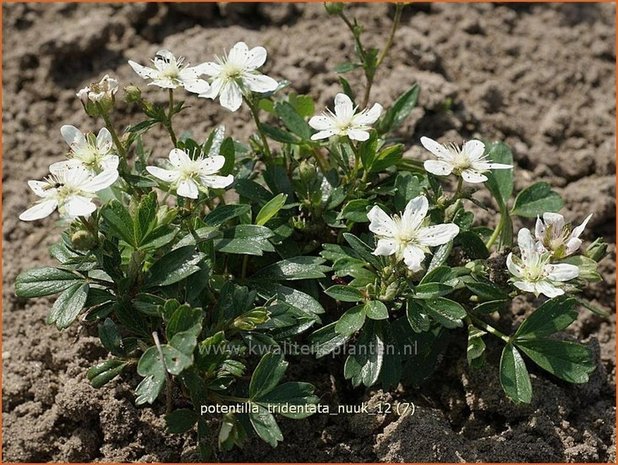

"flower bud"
[380,282,399,301]
[299,160,316,184]
[77,74,118,117]
[124,85,142,103]
[585,238,608,262]
[324,2,345,15]
[71,230,98,251]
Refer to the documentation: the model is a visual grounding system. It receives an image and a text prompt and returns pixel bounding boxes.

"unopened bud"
[585,238,608,262]
[124,85,142,103]
[299,160,316,184]
[71,230,98,251]
[324,2,345,15]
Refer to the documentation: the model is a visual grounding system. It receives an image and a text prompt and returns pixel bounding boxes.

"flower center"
[522,254,551,282]
[452,152,471,170]
[222,62,243,81]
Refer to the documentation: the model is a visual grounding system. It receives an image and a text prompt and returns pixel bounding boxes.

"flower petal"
[513,280,539,294]
[367,205,396,237]
[346,128,370,141]
[311,129,336,141]
[506,253,523,278]
[461,169,488,183]
[243,73,278,93]
[219,82,243,112]
[63,195,96,218]
[334,93,354,120]
[565,237,583,256]
[200,77,223,99]
[373,238,397,256]
[403,245,426,272]
[177,179,199,199]
[102,155,120,172]
[424,160,454,176]
[571,213,593,239]
[546,263,579,282]
[96,128,113,153]
[28,180,52,198]
[199,155,226,175]
[417,223,460,247]
[517,228,537,262]
[308,114,333,131]
[19,199,58,221]
[183,78,211,95]
[82,169,118,192]
[353,103,382,126]
[246,46,267,69]
[199,174,234,189]
[228,41,250,66]
[402,196,429,231]
[128,60,157,79]
[535,281,564,298]
[462,139,485,160]
[535,216,546,242]
[542,212,565,231]
[420,136,454,161]
[481,162,512,170]
[61,125,86,149]
[169,148,191,168]
[146,166,179,183]
[193,61,222,77]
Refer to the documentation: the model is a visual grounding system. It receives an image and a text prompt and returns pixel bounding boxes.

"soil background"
[2,2,616,462]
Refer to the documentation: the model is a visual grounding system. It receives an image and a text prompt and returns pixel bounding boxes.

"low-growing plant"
[15,3,608,457]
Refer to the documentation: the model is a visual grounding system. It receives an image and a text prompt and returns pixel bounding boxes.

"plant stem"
[166,89,178,147]
[152,331,173,414]
[486,211,505,249]
[246,98,272,162]
[241,255,249,280]
[468,315,511,344]
[377,3,404,68]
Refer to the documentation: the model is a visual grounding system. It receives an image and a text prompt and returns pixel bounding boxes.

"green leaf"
[339,76,355,101]
[413,282,454,299]
[47,282,89,329]
[465,281,509,302]
[516,339,595,383]
[256,193,287,226]
[261,124,300,144]
[514,296,578,340]
[484,142,514,205]
[423,297,467,325]
[364,300,388,320]
[275,101,312,140]
[166,305,203,340]
[204,204,251,227]
[253,256,329,281]
[511,182,563,218]
[406,298,431,333]
[335,305,366,336]
[343,233,382,269]
[99,318,124,356]
[457,231,490,259]
[288,94,315,118]
[370,144,404,173]
[344,324,384,387]
[258,382,318,419]
[467,325,486,365]
[500,344,532,404]
[15,267,83,298]
[146,246,205,287]
[474,299,508,314]
[562,255,603,281]
[334,61,361,73]
[310,322,350,358]
[249,352,288,398]
[340,199,371,223]
[325,285,364,302]
[87,359,127,388]
[215,224,275,256]
[165,409,198,434]
[377,84,420,133]
[249,405,283,447]
[101,201,137,247]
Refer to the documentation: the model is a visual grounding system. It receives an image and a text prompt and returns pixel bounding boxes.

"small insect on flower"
[420,137,512,183]
[19,165,118,222]
[50,125,119,174]
[128,49,210,94]
[195,41,279,112]
[76,74,119,104]
[535,212,593,259]
[507,228,579,298]
[146,127,233,199]
[368,195,460,272]
[309,93,382,142]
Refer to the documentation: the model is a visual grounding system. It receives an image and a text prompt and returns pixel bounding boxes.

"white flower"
[50,125,119,174]
[195,41,278,112]
[128,49,210,94]
[146,127,233,199]
[309,93,382,142]
[535,212,593,259]
[507,228,579,298]
[19,165,118,222]
[76,74,118,104]
[420,137,512,183]
[368,195,460,272]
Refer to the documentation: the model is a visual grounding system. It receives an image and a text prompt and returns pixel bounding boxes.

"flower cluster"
[506,212,591,298]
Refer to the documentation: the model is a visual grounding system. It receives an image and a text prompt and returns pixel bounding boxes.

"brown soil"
[2,3,615,462]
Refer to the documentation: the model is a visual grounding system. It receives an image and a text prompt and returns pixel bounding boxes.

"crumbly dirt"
[2,3,615,462]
